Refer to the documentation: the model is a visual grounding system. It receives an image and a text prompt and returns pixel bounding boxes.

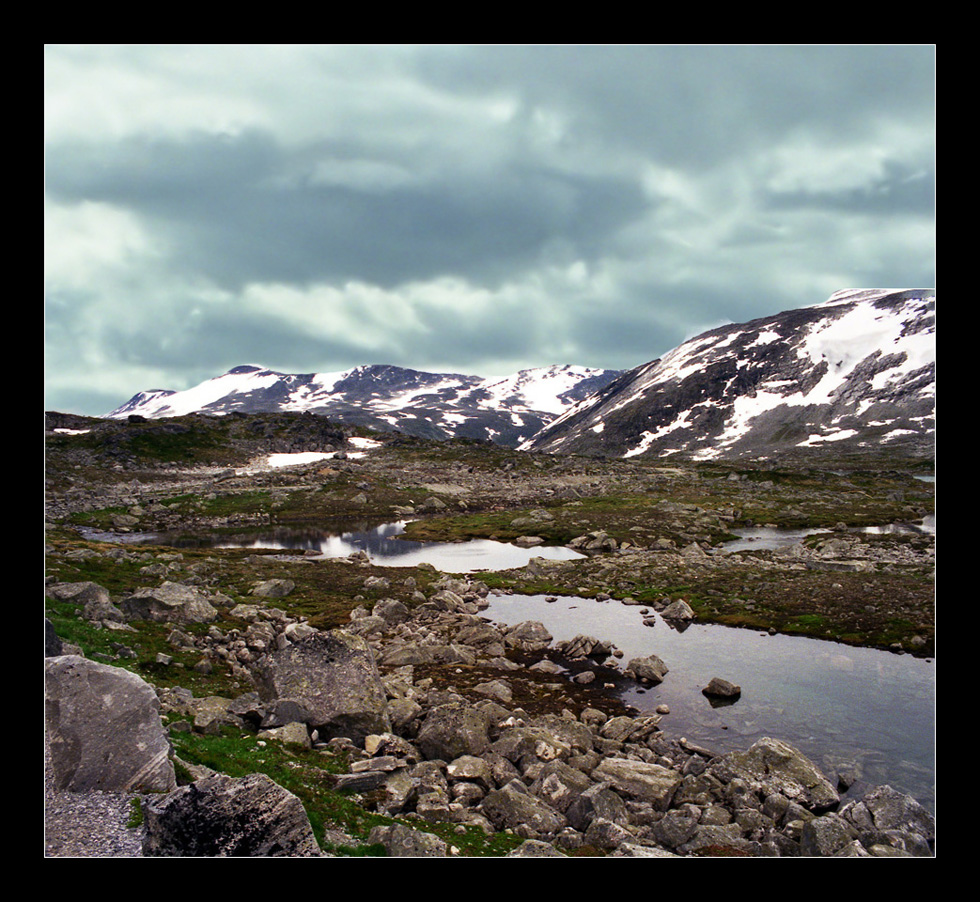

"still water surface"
[483,592,935,813]
[215,520,585,571]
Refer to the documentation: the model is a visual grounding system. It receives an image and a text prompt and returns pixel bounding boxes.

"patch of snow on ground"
[250,437,382,470]
[267,451,336,468]
[369,378,466,412]
[53,428,91,435]
[880,429,919,442]
[747,328,782,347]
[796,429,859,447]
[795,298,934,406]
[713,389,800,449]
[280,370,350,410]
[473,365,607,415]
[348,437,382,450]
[622,408,697,458]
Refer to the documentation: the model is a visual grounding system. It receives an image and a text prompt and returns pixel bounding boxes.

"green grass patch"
[167,726,526,856]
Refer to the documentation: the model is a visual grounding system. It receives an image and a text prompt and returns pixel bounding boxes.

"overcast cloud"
[44,44,936,416]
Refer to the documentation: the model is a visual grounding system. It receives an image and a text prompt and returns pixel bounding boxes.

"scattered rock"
[702,677,741,700]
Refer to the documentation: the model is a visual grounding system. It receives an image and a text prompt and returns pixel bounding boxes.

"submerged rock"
[702,677,741,700]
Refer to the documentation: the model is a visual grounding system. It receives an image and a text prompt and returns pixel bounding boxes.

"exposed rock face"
[44,655,176,793]
[253,629,392,743]
[142,773,321,857]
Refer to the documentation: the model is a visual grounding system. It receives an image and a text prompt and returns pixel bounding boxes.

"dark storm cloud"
[414,45,935,169]
[45,127,649,291]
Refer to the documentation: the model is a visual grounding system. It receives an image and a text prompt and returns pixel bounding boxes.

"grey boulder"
[45,655,176,793]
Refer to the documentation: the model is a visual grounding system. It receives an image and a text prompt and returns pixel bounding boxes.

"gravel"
[44,747,145,858]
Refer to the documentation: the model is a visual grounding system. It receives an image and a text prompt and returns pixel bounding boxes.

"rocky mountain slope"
[524,289,935,461]
[106,363,622,449]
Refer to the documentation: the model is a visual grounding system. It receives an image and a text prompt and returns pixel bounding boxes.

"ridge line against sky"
[44,44,936,417]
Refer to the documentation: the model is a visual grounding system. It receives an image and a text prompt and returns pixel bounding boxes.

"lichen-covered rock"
[721,737,839,812]
[119,581,218,623]
[254,629,391,744]
[416,702,491,762]
[625,653,669,684]
[592,757,682,810]
[480,779,568,836]
[502,620,553,652]
[250,579,295,598]
[142,773,321,857]
[367,823,449,857]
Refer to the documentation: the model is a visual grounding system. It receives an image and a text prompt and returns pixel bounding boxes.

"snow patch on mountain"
[526,289,935,461]
[106,362,623,448]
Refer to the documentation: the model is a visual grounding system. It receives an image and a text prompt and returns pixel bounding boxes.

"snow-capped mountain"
[106,363,623,448]
[523,289,935,461]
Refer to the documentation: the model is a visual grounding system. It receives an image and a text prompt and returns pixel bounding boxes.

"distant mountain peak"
[106,362,623,448]
[524,289,934,461]
[105,290,934,460]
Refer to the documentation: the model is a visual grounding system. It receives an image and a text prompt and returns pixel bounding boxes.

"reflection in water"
[483,593,935,813]
[718,515,935,553]
[216,521,584,573]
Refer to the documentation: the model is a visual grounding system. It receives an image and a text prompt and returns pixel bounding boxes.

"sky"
[44,44,936,417]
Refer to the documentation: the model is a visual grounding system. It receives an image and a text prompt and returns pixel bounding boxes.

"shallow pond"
[483,592,935,813]
[211,520,585,572]
[717,514,935,553]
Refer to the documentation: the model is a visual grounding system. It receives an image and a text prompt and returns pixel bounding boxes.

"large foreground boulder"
[142,773,321,857]
[254,629,391,744]
[44,655,176,793]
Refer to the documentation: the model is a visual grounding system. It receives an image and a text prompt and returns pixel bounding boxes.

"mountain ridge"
[106,288,935,460]
[106,362,623,449]
[524,288,935,461]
